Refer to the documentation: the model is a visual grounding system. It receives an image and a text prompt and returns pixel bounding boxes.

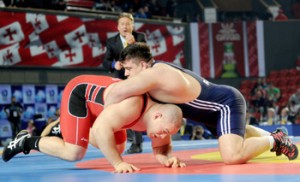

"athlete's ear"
[154,113,162,119]
[141,61,149,69]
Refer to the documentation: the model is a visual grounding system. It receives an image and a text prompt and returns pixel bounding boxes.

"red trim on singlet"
[121,94,148,129]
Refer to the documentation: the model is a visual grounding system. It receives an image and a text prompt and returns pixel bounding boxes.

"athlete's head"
[119,42,153,78]
[146,104,183,139]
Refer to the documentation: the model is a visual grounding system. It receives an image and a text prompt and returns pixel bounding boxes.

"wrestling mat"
[1,138,300,182]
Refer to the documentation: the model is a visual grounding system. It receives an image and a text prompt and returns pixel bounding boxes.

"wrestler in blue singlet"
[153,61,247,138]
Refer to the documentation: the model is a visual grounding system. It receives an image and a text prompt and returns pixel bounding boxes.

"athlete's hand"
[113,161,140,173]
[158,156,186,168]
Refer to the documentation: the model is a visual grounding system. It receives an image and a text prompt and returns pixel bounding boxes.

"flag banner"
[0,11,186,68]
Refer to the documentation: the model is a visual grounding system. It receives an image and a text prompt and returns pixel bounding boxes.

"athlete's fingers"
[113,164,140,173]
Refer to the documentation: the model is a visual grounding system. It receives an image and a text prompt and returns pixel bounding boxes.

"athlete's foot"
[2,130,31,162]
[271,129,298,160]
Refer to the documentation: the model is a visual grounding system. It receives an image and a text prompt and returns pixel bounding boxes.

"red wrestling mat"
[76,148,300,174]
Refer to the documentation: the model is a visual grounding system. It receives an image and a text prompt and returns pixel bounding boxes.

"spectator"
[252,77,268,94]
[102,12,147,154]
[26,120,37,136]
[134,7,148,19]
[47,108,60,124]
[190,125,205,140]
[295,112,300,124]
[275,8,288,21]
[4,96,23,138]
[250,89,269,120]
[289,88,300,105]
[246,110,259,126]
[288,100,300,123]
[279,107,292,125]
[263,108,279,125]
[266,82,281,103]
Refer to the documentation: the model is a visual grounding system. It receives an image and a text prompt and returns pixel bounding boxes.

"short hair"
[162,104,183,129]
[120,42,153,64]
[118,12,134,22]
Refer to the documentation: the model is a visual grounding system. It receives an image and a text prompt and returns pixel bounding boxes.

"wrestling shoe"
[2,130,31,162]
[270,129,298,160]
[271,127,288,156]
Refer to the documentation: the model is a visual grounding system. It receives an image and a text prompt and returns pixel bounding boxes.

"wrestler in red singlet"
[60,75,125,148]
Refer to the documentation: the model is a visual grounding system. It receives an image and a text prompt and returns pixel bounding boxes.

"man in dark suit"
[103,12,146,153]
[103,12,147,79]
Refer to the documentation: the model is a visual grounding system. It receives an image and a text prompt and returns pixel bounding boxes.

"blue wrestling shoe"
[2,130,31,162]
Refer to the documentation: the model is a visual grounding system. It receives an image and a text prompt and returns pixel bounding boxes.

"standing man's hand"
[125,32,135,45]
[114,61,123,70]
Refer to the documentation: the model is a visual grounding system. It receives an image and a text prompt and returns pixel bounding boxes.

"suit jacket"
[103,31,146,79]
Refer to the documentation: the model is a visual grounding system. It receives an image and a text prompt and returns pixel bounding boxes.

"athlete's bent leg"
[218,134,270,164]
[39,136,87,161]
[244,125,270,138]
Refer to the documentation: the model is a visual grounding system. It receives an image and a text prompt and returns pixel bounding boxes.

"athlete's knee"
[64,151,85,161]
[221,153,246,165]
[62,145,86,161]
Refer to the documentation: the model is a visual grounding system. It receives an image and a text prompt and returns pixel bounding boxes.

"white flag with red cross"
[0,22,25,45]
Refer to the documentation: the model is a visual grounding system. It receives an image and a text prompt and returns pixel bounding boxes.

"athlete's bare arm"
[151,136,186,168]
[105,67,161,105]
[40,119,60,137]
[91,95,144,173]
[105,63,194,106]
[89,129,127,155]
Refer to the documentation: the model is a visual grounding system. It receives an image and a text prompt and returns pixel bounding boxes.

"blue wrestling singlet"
[153,61,247,138]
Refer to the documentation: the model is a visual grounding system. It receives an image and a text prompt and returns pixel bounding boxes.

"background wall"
[263,21,300,73]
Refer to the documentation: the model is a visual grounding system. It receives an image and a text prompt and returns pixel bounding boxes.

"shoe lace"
[280,137,295,156]
[7,137,22,150]
[7,134,28,150]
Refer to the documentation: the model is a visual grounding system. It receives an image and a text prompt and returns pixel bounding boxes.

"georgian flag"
[92,45,106,58]
[26,13,49,34]
[55,47,84,66]
[44,40,60,58]
[146,29,167,56]
[0,44,21,65]
[65,25,88,48]
[56,15,68,22]
[0,22,24,45]
[166,25,185,46]
[87,33,100,47]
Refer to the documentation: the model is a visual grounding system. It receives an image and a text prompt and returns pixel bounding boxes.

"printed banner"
[196,21,263,78]
[0,85,12,104]
[0,11,186,68]
[0,119,12,138]
[0,84,65,123]
[22,85,35,104]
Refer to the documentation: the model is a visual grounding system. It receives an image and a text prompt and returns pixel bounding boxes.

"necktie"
[124,41,127,48]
